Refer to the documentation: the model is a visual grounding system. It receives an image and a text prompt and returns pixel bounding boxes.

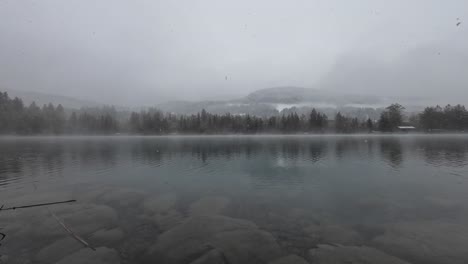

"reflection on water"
[418,139,468,168]
[379,138,403,168]
[2,136,468,185]
[1,135,468,264]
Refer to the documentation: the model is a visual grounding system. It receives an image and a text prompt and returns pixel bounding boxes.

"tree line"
[419,104,468,131]
[2,91,468,135]
[128,108,329,134]
[373,103,468,132]
[0,92,118,134]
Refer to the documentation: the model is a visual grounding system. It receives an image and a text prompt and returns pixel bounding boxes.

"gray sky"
[1,0,467,106]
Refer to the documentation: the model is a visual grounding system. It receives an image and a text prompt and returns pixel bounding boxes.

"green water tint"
[1,135,468,264]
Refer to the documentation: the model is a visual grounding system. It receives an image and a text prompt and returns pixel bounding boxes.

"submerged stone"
[308,244,411,264]
[304,224,364,245]
[153,209,184,231]
[90,228,125,246]
[35,237,83,263]
[16,203,118,238]
[143,193,177,215]
[189,196,230,216]
[55,247,120,264]
[86,187,146,208]
[189,249,227,264]
[269,254,310,264]
[373,221,468,264]
[147,215,284,264]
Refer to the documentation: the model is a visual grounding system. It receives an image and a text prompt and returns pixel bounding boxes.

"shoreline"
[1,133,468,139]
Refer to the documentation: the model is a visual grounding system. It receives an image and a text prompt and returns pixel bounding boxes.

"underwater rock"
[309,244,411,264]
[189,249,227,264]
[148,215,284,264]
[88,187,146,208]
[35,237,83,263]
[90,228,124,246]
[304,224,364,245]
[153,210,184,231]
[189,196,230,216]
[143,193,177,215]
[55,247,120,264]
[15,203,118,238]
[269,254,310,264]
[373,221,468,264]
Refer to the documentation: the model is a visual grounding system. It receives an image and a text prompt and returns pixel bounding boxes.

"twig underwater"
[0,230,5,246]
[0,199,80,250]
[49,209,96,251]
[0,199,76,211]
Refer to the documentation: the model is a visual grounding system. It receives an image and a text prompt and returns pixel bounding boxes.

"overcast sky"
[1,0,467,106]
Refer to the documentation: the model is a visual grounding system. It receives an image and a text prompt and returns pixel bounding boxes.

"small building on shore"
[397,126,416,132]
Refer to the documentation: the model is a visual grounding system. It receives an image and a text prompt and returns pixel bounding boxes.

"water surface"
[1,135,468,264]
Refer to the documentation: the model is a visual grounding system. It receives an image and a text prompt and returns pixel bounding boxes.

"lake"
[1,135,468,264]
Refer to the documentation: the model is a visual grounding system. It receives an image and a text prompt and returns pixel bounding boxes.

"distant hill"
[3,89,102,109]
[2,87,425,121]
[245,87,310,103]
[154,87,400,120]
[242,86,382,105]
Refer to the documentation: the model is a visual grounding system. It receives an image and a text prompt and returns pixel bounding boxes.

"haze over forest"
[1,0,467,108]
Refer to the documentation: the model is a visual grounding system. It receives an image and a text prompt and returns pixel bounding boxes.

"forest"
[1,91,468,135]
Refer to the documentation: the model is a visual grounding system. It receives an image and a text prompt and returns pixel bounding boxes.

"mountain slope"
[3,89,102,109]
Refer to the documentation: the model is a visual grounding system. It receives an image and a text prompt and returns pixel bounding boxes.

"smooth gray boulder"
[88,187,146,207]
[148,215,284,264]
[309,244,411,264]
[304,224,364,245]
[35,237,83,263]
[55,247,120,264]
[90,228,125,245]
[153,209,184,231]
[269,254,310,264]
[143,193,177,215]
[16,203,118,238]
[189,249,227,264]
[189,196,230,215]
[373,221,468,264]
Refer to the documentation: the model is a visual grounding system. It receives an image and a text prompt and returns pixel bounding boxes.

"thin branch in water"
[0,200,76,211]
[0,200,77,249]
[0,231,5,246]
[49,209,96,251]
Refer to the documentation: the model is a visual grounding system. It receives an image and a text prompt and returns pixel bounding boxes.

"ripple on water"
[1,136,468,264]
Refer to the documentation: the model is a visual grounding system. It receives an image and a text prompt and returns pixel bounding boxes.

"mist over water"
[1,135,468,263]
